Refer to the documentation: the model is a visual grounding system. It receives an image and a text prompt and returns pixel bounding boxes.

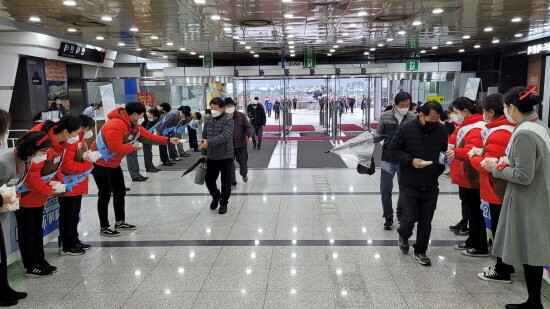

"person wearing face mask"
[0,132,50,305]
[0,110,10,149]
[246,97,266,150]
[225,98,252,191]
[446,98,489,257]
[56,115,96,256]
[480,87,550,309]
[143,108,162,173]
[389,102,448,266]
[90,102,180,237]
[200,97,234,215]
[187,112,202,153]
[18,116,81,278]
[464,94,517,283]
[49,97,66,117]
[176,106,194,158]
[156,105,192,165]
[375,92,416,230]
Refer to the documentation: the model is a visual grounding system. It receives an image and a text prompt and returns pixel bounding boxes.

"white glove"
[0,185,19,211]
[498,156,510,165]
[467,147,483,158]
[481,157,498,165]
[50,181,66,194]
[84,151,102,163]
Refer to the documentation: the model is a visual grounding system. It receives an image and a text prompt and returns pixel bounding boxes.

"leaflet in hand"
[49,181,67,194]
[0,185,19,211]
[83,150,103,163]
[439,152,453,165]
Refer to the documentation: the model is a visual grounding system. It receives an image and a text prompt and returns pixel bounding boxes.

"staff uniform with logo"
[17,123,66,276]
[90,108,169,235]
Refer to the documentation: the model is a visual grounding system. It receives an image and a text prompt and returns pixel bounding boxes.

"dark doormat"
[297,141,347,168]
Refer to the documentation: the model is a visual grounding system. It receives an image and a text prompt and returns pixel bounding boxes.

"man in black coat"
[247,98,266,150]
[389,101,448,266]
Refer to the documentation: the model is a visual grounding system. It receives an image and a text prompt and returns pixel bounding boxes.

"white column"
[0,52,19,111]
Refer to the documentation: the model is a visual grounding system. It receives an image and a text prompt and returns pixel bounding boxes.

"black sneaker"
[219,203,228,215]
[25,266,53,278]
[454,243,470,250]
[100,227,121,237]
[505,303,544,309]
[231,185,237,191]
[41,261,57,273]
[461,248,490,257]
[60,247,86,256]
[257,146,261,150]
[449,222,463,231]
[242,176,248,183]
[458,228,469,236]
[477,269,511,283]
[383,218,393,230]
[398,236,409,254]
[483,266,516,277]
[414,253,432,266]
[210,198,220,210]
[114,222,137,230]
[76,241,91,250]
[253,145,257,150]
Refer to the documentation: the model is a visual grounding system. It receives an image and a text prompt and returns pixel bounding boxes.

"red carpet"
[264,125,316,132]
[339,124,364,131]
[261,136,355,141]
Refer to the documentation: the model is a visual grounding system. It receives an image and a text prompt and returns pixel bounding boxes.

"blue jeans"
[252,125,263,147]
[380,161,403,219]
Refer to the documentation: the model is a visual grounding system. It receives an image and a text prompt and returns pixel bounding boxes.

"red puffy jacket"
[20,123,67,208]
[448,114,485,188]
[56,132,93,196]
[91,108,169,168]
[470,116,515,204]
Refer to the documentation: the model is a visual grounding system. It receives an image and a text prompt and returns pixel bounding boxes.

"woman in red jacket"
[56,115,95,256]
[446,97,490,257]
[468,94,516,283]
[17,116,81,278]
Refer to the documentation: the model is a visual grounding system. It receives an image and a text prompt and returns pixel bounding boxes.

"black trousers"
[143,143,155,170]
[488,203,515,275]
[188,127,198,149]
[460,187,487,253]
[159,144,170,163]
[91,164,126,228]
[205,158,233,205]
[58,195,82,250]
[168,143,178,160]
[14,206,46,270]
[0,221,14,297]
[275,111,280,120]
[231,147,249,186]
[397,187,439,254]
[267,110,272,117]
[524,264,543,306]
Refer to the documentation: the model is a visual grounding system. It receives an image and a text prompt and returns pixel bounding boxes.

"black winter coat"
[247,104,266,127]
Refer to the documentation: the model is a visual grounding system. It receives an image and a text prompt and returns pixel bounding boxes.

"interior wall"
[67,64,87,114]
[0,52,19,111]
[499,55,528,93]
[9,57,48,127]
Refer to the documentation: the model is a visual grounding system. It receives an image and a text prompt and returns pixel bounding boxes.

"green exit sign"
[203,59,214,68]
[303,46,316,68]
[406,60,419,71]
[406,39,420,49]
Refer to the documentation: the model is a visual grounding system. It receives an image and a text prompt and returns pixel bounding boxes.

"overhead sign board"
[527,42,550,55]
[426,96,445,103]
[406,60,419,71]
[58,42,106,63]
[304,47,316,68]
[406,39,420,49]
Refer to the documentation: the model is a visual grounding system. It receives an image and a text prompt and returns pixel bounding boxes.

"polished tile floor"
[7,159,550,308]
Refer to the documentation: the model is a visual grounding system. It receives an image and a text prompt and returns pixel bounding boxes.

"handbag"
[357,157,376,175]
[194,162,206,185]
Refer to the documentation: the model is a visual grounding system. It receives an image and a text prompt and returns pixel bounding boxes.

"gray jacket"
[201,113,234,160]
[492,114,550,266]
[376,109,416,163]
[156,110,181,136]
[0,149,27,207]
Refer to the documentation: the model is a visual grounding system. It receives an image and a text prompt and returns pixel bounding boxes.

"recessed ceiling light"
[282,0,292,2]
[118,42,125,46]
[233,35,240,39]
[250,51,255,54]
[163,55,168,59]
[151,35,158,39]
[333,45,339,48]
[387,38,393,42]
[67,28,77,32]
[101,16,112,22]
[190,52,196,55]
[284,14,294,18]
[398,30,406,35]
[223,27,231,32]
[342,32,350,36]
[86,45,94,49]
[446,41,452,45]
[432,8,443,14]
[254,54,259,57]
[290,53,295,57]
[412,20,422,26]
[285,26,294,30]
[63,1,77,6]
[330,49,335,52]
[515,33,523,37]
[211,15,221,20]
[484,27,493,32]
[245,46,251,49]
[358,11,368,17]
[239,41,246,45]
[370,48,376,51]
[432,46,438,50]
[337,40,344,43]
[179,47,186,51]
[29,16,41,22]
[166,42,174,46]
[377,43,384,47]
[474,44,481,48]
[349,23,358,28]
[288,42,295,45]
[492,39,500,43]
[130,27,139,32]
[287,34,294,38]
[136,48,142,51]
[420,50,426,53]
[96,36,104,40]
[463,35,471,39]
[363,51,369,55]
[194,0,205,3]
[511,17,522,23]
[459,49,465,52]
[199,55,204,58]
[327,53,332,56]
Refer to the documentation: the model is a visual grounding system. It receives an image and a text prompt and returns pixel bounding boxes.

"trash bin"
[319,110,324,126]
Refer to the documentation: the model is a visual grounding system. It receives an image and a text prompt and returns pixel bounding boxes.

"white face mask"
[67,136,79,145]
[395,107,409,116]
[137,118,145,125]
[504,105,517,124]
[225,107,235,114]
[451,113,464,124]
[148,118,154,121]
[211,110,221,117]
[83,131,94,139]
[31,153,47,164]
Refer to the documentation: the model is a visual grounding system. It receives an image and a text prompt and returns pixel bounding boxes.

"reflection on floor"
[7,168,550,309]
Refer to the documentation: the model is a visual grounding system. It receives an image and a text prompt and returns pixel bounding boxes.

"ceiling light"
[370,48,376,51]
[179,47,186,51]
[151,35,158,39]
[363,51,369,55]
[166,42,174,46]
[282,0,293,2]
[136,48,142,51]
[398,30,406,35]
[285,26,294,30]
[420,50,426,53]
[349,23,358,28]
[118,42,125,46]
[333,45,339,48]
[254,54,259,57]
[358,11,368,16]
[284,14,294,18]
[211,15,221,20]
[233,35,240,39]
[492,39,500,43]
[342,32,350,36]
[190,52,196,55]
[290,53,295,57]
[511,17,522,23]
[337,40,344,43]
[63,0,77,6]
[377,43,384,47]
[194,0,206,3]
[432,8,444,14]
[463,35,470,39]
[199,55,204,58]
[327,53,332,56]
[29,16,41,22]
[224,27,231,32]
[432,46,438,49]
[130,27,139,32]
[96,36,104,40]
[101,16,112,22]
[287,34,294,38]
[412,20,422,26]
[240,41,246,45]
[515,33,523,37]
[387,38,394,42]
[330,49,335,52]
[288,42,295,45]
[245,46,251,49]
[162,55,168,59]
[67,28,77,32]
[446,41,452,45]
[86,45,94,49]
[484,27,493,32]
[474,44,481,48]
[459,49,465,52]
